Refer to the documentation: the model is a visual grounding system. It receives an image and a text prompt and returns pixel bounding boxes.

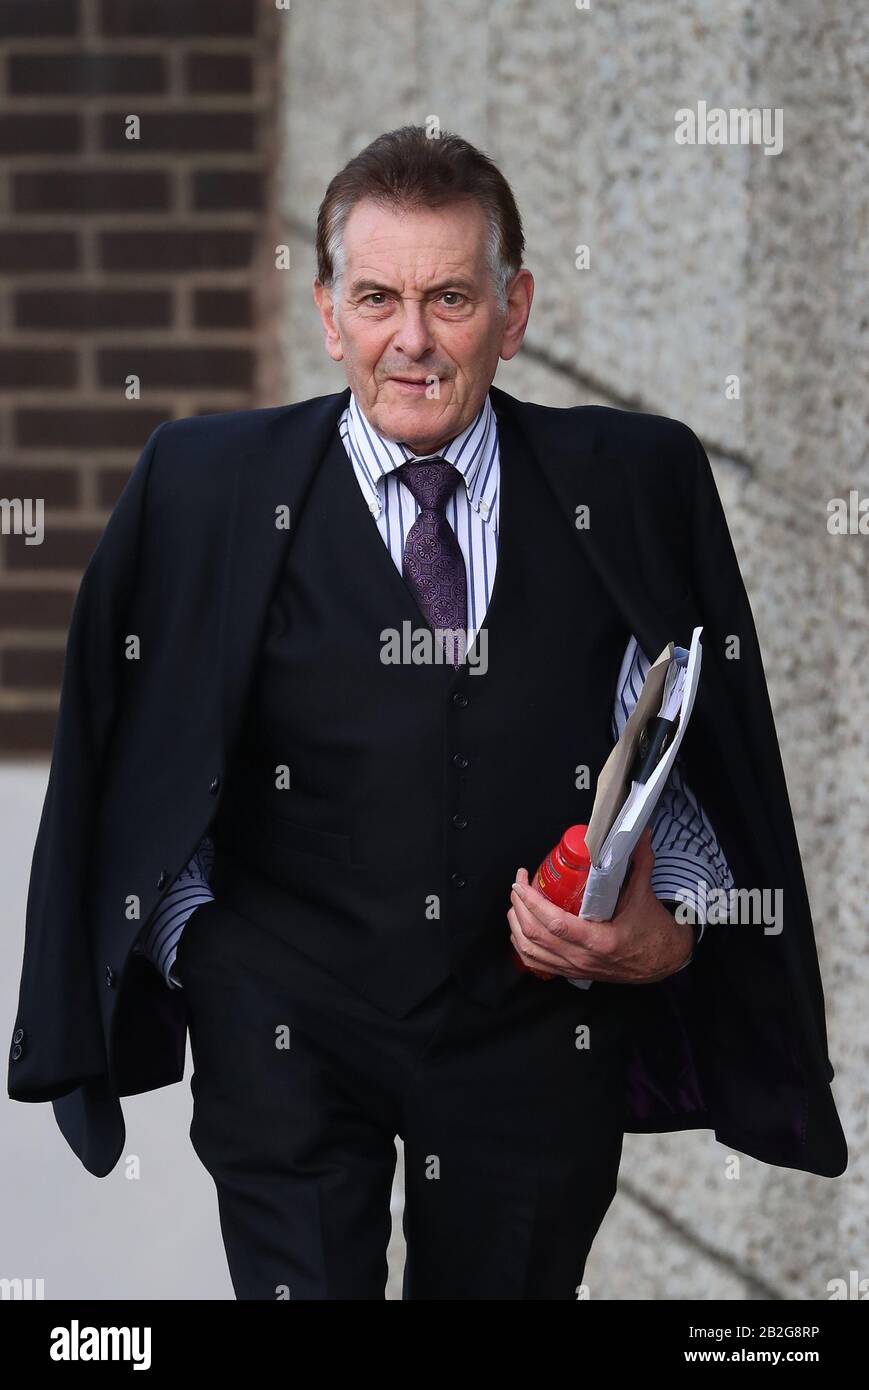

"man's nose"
[391,301,434,357]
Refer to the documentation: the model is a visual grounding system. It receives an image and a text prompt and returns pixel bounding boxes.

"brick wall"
[0,0,284,752]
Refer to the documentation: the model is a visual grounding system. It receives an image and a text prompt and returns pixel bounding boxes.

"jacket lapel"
[218,386,351,757]
[488,384,697,663]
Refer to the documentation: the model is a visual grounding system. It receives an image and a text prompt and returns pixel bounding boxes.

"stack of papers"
[567,625,704,989]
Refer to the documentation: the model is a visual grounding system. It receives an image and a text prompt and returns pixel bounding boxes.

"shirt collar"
[342,388,499,527]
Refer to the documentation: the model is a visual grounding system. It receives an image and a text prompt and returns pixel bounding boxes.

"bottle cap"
[560,823,591,869]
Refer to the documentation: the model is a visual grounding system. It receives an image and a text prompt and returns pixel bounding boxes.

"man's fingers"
[508,907,567,970]
[508,891,616,975]
[510,874,607,952]
[507,865,622,977]
[510,874,571,932]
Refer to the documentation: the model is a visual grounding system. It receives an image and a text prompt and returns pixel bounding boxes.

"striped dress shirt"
[137,390,734,987]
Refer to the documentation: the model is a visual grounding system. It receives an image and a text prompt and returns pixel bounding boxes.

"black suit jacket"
[6,383,848,1180]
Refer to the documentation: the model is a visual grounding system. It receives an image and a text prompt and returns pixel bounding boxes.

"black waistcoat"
[210,398,631,1016]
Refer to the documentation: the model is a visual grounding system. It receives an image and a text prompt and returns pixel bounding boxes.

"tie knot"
[395,457,461,513]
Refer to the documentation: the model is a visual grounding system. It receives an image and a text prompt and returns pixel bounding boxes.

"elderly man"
[8,126,846,1301]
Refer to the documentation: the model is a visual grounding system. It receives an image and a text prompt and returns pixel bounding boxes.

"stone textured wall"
[278,0,866,1300]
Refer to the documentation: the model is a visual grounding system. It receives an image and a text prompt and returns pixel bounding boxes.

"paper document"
[567,625,704,989]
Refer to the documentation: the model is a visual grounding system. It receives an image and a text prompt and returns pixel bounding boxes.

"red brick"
[97,346,253,391]
[14,409,167,449]
[186,52,253,94]
[99,1,256,38]
[0,709,59,752]
[8,51,165,95]
[100,228,251,272]
[0,0,275,752]
[193,288,252,330]
[13,169,170,215]
[3,526,103,573]
[0,467,78,507]
[0,350,77,389]
[0,231,78,272]
[4,647,66,689]
[0,588,75,629]
[100,109,255,153]
[192,168,264,211]
[15,289,172,331]
[0,0,78,37]
[0,113,81,155]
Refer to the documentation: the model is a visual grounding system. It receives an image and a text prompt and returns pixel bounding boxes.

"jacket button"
[451,813,468,828]
[105,965,116,988]
[10,1044,22,1061]
[452,692,469,707]
[451,872,466,888]
[13,1027,24,1044]
[452,753,469,768]
[157,869,168,889]
[209,775,220,794]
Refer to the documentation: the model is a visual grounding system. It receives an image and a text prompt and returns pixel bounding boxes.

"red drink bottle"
[512,824,592,975]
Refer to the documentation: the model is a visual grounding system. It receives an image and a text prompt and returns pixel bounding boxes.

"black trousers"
[176,896,630,1300]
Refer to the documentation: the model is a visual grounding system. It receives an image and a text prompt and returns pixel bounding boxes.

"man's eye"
[360,291,466,307]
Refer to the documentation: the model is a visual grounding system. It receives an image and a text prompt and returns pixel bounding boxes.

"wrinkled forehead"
[339,197,492,288]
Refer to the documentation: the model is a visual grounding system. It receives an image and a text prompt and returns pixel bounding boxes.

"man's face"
[313,197,533,454]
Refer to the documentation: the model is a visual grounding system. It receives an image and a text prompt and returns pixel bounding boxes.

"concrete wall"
[278,0,867,1299]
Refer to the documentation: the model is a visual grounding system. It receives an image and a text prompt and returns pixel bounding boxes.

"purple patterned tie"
[396,457,468,667]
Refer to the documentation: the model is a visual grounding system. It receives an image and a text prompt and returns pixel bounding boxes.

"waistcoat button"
[452,753,469,768]
[209,775,220,794]
[451,872,466,888]
[157,869,168,889]
[451,813,468,828]
[451,691,469,708]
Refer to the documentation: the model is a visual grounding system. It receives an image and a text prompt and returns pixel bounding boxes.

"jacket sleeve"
[680,424,835,1080]
[8,421,169,1102]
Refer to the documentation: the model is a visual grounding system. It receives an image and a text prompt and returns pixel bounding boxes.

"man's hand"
[507,826,694,984]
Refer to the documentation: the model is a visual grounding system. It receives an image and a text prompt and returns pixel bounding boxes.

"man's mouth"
[388,376,439,391]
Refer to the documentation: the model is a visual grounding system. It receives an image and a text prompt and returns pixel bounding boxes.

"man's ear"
[499,267,534,361]
[313,278,344,362]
